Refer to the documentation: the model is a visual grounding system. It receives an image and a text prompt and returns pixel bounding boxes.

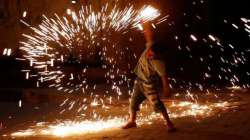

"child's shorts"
[129,78,166,113]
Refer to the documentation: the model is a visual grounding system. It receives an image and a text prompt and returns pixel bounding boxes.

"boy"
[122,22,176,132]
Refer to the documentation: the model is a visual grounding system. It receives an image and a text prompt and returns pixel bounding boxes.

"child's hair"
[151,41,166,56]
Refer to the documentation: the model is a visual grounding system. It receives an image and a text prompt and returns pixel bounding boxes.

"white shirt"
[134,42,166,83]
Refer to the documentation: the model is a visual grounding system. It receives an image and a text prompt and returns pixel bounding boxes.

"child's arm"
[150,59,170,97]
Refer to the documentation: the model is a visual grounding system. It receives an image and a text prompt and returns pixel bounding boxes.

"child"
[122,22,176,132]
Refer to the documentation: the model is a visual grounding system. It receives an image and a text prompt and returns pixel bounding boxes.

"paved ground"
[0,89,250,140]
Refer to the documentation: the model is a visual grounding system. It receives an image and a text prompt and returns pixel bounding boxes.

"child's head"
[150,41,165,56]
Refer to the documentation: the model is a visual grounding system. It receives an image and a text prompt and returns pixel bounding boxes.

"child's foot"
[168,126,177,132]
[167,124,177,132]
[122,122,137,129]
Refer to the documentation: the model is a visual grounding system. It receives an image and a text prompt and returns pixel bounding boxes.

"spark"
[2,48,12,56]
[90,99,100,107]
[19,2,163,93]
[66,9,71,15]
[208,34,216,41]
[9,100,239,137]
[19,100,22,108]
[22,11,27,18]
[232,23,239,29]
[227,86,243,90]
[137,24,143,31]
[190,34,198,42]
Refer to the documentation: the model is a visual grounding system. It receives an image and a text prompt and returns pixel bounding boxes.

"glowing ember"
[10,119,125,137]
[11,129,35,137]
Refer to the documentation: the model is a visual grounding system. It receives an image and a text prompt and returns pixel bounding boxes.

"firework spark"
[19,2,163,94]
[9,100,240,137]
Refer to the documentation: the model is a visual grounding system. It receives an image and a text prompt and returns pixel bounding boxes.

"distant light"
[3,48,7,55]
[3,48,12,56]
[71,0,77,4]
[7,49,12,56]
[23,11,27,18]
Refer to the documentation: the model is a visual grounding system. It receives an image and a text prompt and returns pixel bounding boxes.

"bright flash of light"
[137,6,161,23]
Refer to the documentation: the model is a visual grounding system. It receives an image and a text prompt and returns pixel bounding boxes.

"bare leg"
[122,79,146,129]
[122,111,137,129]
[129,111,137,123]
[161,109,176,132]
